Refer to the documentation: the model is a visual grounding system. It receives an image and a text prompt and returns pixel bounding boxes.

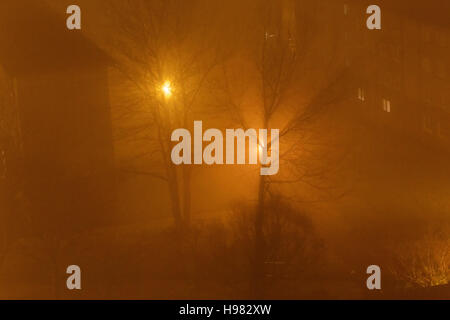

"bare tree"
[220,0,349,297]
[99,0,225,227]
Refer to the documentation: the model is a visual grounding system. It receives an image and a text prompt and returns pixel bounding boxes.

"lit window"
[358,88,365,101]
[382,99,391,113]
[288,37,296,52]
[264,31,276,41]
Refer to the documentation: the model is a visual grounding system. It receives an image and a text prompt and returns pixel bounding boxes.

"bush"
[388,224,450,288]
[229,195,324,283]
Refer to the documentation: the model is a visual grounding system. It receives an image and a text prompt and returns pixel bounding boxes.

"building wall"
[338,0,450,150]
[16,66,116,234]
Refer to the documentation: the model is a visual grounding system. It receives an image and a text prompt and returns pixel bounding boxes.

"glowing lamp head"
[162,81,173,98]
[258,140,265,156]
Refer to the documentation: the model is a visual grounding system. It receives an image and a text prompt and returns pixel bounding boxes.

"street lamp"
[161,80,173,98]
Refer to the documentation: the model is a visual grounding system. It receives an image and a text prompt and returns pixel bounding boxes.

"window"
[437,121,443,137]
[422,57,432,73]
[345,57,351,67]
[437,29,449,47]
[0,150,6,179]
[288,36,296,52]
[438,120,449,138]
[422,26,432,43]
[436,60,446,79]
[423,115,433,134]
[382,99,391,113]
[358,88,365,101]
[264,31,276,41]
[423,84,434,105]
[344,4,349,16]
[393,45,402,62]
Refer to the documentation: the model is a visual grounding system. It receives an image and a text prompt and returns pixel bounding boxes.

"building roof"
[0,0,110,76]
[348,0,450,29]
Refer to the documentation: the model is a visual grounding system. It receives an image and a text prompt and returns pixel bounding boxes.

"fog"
[0,0,448,299]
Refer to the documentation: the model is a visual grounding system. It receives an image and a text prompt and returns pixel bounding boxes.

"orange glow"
[258,140,265,157]
[161,81,172,98]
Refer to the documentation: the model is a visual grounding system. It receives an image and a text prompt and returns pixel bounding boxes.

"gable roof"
[0,0,110,76]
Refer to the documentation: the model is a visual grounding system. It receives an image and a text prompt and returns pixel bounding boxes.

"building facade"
[0,1,116,237]
[339,0,450,150]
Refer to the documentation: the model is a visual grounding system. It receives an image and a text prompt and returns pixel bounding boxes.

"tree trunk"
[167,163,182,227]
[155,100,183,227]
[251,174,267,298]
[182,166,192,226]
